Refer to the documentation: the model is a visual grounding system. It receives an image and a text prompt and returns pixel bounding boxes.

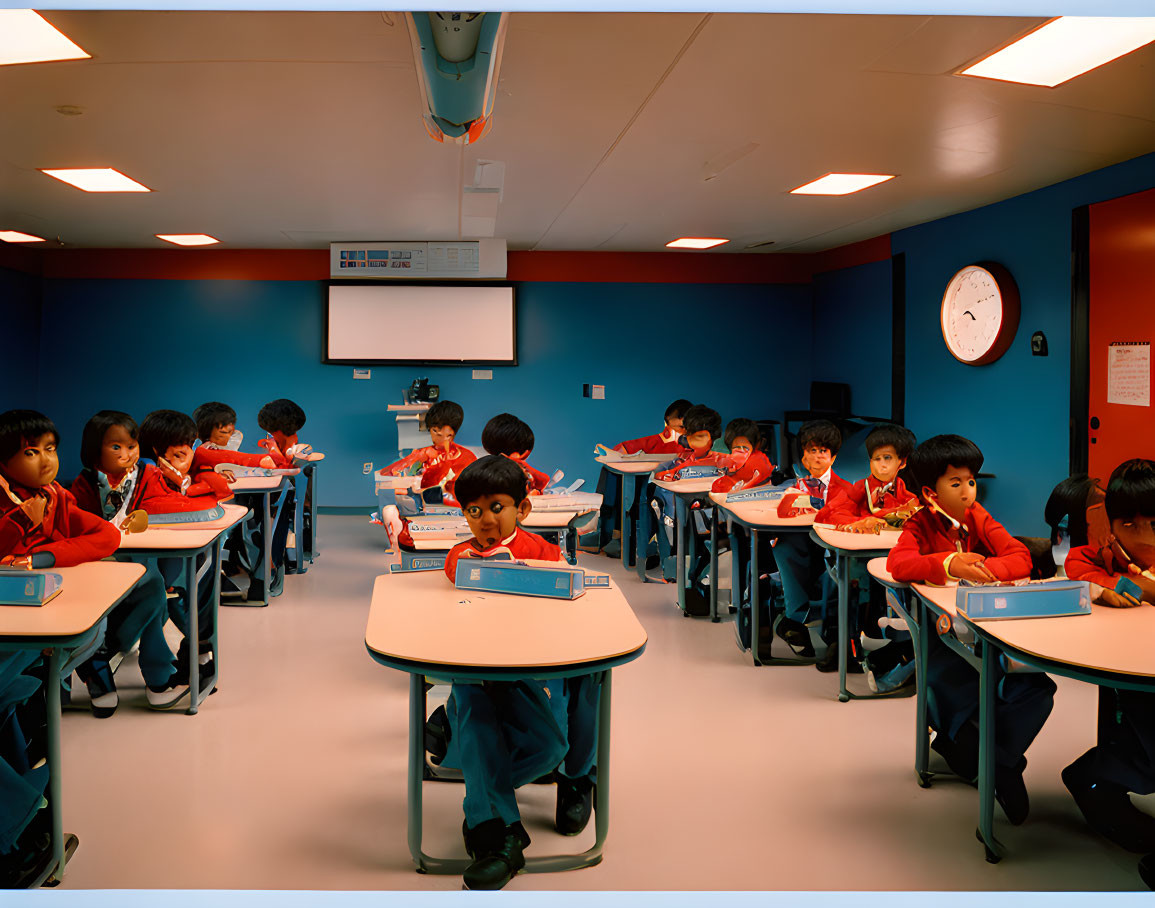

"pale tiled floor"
[56,516,1150,890]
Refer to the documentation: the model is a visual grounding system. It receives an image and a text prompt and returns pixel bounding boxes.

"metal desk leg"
[977,640,1002,862]
[407,674,433,873]
[308,465,319,562]
[635,482,651,583]
[45,646,65,885]
[914,597,931,785]
[709,512,719,622]
[292,472,306,572]
[187,552,201,715]
[837,551,851,702]
[750,530,762,666]
[620,474,635,570]
[675,496,687,615]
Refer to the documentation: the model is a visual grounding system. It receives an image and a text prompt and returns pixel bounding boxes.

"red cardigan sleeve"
[192,447,269,471]
[381,447,431,476]
[974,508,1032,581]
[1065,544,1119,588]
[70,472,101,516]
[816,481,867,525]
[26,489,120,567]
[886,512,951,585]
[137,466,225,514]
[0,498,37,558]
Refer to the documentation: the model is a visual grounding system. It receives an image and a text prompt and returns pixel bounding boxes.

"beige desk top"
[118,503,248,551]
[915,582,1155,679]
[867,557,904,587]
[813,524,901,552]
[651,477,717,494]
[0,561,145,639]
[523,508,591,529]
[710,493,815,529]
[376,474,420,491]
[229,473,294,492]
[365,568,647,670]
[595,456,662,475]
[387,404,431,412]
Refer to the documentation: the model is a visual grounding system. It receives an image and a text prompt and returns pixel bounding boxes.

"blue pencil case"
[676,465,721,480]
[724,487,784,503]
[390,550,449,572]
[455,561,586,599]
[0,570,64,606]
[148,506,225,524]
[955,580,1091,621]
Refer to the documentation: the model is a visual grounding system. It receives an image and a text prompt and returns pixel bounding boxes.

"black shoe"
[462,819,527,890]
[995,760,1030,825]
[773,616,814,658]
[555,774,594,836]
[1063,753,1155,852]
[815,642,864,674]
[930,724,979,784]
[1139,853,1155,890]
[424,705,450,765]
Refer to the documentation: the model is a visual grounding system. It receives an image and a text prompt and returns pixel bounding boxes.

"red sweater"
[655,449,730,482]
[777,471,852,518]
[510,456,551,494]
[618,428,683,456]
[887,503,1030,586]
[258,431,297,468]
[816,476,916,526]
[444,527,562,581]
[383,444,476,500]
[712,451,775,493]
[1065,544,1128,589]
[0,475,120,568]
[72,464,227,516]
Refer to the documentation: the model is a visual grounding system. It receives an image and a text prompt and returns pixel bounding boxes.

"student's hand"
[1097,587,1142,608]
[0,554,34,569]
[19,495,47,528]
[1124,565,1155,602]
[950,552,998,583]
[219,469,236,483]
[259,456,276,469]
[843,516,885,534]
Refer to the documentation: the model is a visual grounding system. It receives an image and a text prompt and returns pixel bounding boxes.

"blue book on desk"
[0,570,64,606]
[148,505,226,525]
[676,465,721,480]
[455,560,586,599]
[956,580,1091,621]
[724,487,785,503]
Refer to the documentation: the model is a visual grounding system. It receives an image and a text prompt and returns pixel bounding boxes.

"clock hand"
[962,310,976,320]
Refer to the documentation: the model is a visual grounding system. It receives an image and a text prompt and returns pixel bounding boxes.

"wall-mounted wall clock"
[940,262,1021,365]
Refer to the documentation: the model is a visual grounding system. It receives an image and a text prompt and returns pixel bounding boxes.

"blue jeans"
[161,549,219,647]
[0,652,48,853]
[775,533,837,638]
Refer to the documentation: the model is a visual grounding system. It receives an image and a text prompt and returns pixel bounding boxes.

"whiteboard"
[325,283,516,364]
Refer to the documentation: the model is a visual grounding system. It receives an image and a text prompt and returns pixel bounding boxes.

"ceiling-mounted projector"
[405,12,509,146]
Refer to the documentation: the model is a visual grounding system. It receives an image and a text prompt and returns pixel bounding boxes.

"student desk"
[810,525,901,702]
[364,567,647,876]
[523,507,597,565]
[228,472,297,606]
[289,460,321,570]
[910,579,1155,864]
[0,561,145,887]
[594,456,663,570]
[649,477,717,611]
[710,493,814,666]
[117,503,248,714]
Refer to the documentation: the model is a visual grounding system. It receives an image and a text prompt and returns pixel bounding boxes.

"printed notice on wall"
[1107,342,1151,407]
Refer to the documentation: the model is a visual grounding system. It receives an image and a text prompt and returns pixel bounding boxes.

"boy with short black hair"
[1062,459,1155,854]
[773,419,851,657]
[442,455,598,890]
[256,398,324,467]
[609,398,692,455]
[481,413,551,494]
[712,417,775,493]
[380,400,475,507]
[887,434,1055,825]
[817,423,917,532]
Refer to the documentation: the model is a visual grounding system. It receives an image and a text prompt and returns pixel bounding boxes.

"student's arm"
[193,446,275,471]
[70,473,101,516]
[816,483,865,526]
[886,518,950,585]
[380,448,429,477]
[27,491,120,568]
[1065,544,1120,587]
[976,511,1032,581]
[187,470,233,501]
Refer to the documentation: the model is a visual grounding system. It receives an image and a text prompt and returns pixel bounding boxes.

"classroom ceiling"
[2,11,1154,253]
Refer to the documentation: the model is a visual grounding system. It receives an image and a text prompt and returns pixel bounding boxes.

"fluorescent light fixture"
[790,173,895,196]
[962,17,1155,87]
[156,234,220,246]
[665,237,729,250]
[40,168,151,192]
[0,231,46,243]
[0,10,90,66]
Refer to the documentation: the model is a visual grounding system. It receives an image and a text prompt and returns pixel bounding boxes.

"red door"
[1087,187,1155,482]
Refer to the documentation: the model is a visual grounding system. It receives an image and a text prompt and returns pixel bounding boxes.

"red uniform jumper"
[712,451,775,493]
[886,504,1055,767]
[0,476,119,568]
[654,449,731,483]
[382,443,477,501]
[258,431,299,468]
[816,476,916,526]
[1063,544,1155,794]
[443,526,562,580]
[617,428,683,456]
[72,464,228,516]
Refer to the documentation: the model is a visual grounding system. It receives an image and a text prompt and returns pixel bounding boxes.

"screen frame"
[323,280,518,366]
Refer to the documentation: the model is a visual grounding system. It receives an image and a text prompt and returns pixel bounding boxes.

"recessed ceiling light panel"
[40,168,151,192]
[961,17,1155,87]
[790,173,896,196]
[156,234,220,246]
[666,237,729,249]
[0,231,46,243]
[0,10,90,66]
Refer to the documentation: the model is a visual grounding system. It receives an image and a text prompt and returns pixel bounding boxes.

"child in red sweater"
[816,423,918,531]
[256,398,325,467]
[380,400,476,512]
[481,413,552,495]
[1061,459,1155,855]
[440,456,598,890]
[711,418,775,494]
[887,434,1055,825]
[604,398,692,456]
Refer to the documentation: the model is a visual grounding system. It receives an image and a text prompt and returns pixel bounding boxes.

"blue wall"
[0,265,42,412]
[811,258,893,421]
[894,151,1155,535]
[36,278,812,507]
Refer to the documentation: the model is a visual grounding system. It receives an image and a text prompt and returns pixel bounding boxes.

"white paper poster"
[1107,342,1151,407]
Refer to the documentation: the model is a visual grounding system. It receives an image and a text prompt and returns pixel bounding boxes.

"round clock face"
[940,263,1019,365]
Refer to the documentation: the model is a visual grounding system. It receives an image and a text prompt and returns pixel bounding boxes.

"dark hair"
[139,410,197,460]
[665,399,693,422]
[258,398,306,435]
[80,410,138,470]
[426,400,464,433]
[454,454,529,508]
[1105,459,1155,524]
[908,434,984,501]
[798,419,841,456]
[865,424,916,460]
[1045,473,1103,547]
[724,418,761,451]
[683,404,722,441]
[192,401,237,442]
[482,413,534,456]
[0,410,59,462]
